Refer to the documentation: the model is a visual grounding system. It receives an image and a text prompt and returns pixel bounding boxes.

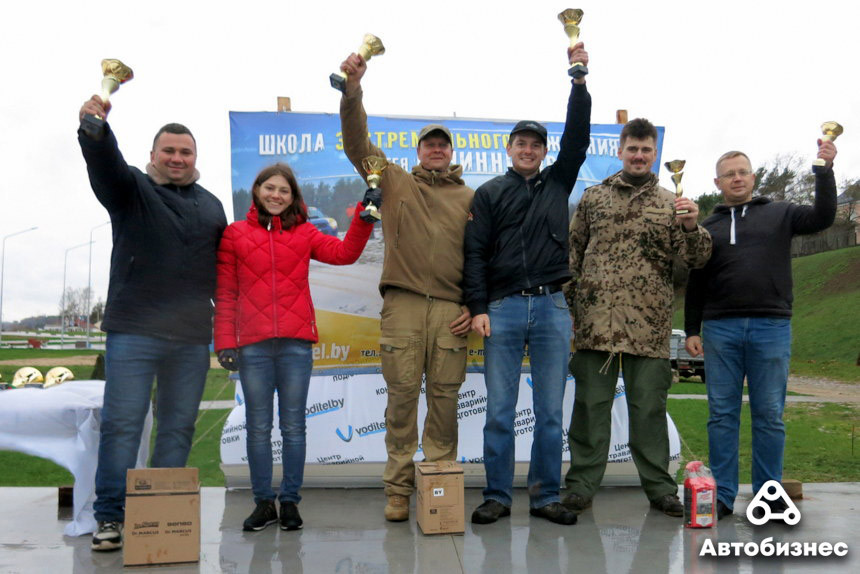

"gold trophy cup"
[558,9,588,79]
[81,59,134,138]
[360,156,388,222]
[664,160,689,215]
[812,121,842,171]
[330,34,385,93]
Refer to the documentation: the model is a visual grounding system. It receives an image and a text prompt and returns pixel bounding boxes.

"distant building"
[836,190,860,244]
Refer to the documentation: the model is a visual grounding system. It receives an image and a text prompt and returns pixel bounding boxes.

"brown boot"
[384,494,409,522]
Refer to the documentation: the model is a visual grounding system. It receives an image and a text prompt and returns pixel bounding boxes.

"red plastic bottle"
[684,460,716,528]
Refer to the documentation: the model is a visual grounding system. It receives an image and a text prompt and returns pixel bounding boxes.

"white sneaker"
[91,521,123,551]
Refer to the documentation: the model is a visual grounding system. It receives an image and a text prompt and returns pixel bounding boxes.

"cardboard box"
[416,461,464,535]
[124,468,200,567]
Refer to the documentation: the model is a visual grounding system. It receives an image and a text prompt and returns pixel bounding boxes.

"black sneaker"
[717,500,733,520]
[530,502,577,525]
[243,500,278,531]
[471,500,511,524]
[280,501,303,531]
[650,494,684,517]
[91,521,123,551]
[561,492,593,514]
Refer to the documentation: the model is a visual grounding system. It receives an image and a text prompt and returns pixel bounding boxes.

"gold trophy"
[360,156,388,222]
[330,34,385,93]
[664,160,689,215]
[558,9,588,79]
[81,59,134,138]
[812,121,843,172]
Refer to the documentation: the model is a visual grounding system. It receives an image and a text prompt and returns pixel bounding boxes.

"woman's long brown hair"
[251,162,308,229]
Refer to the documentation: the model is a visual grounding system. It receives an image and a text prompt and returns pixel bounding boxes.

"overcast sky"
[1,0,857,322]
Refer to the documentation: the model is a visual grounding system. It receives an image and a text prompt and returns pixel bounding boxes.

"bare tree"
[59,287,92,327]
[89,298,105,325]
[838,178,860,225]
[753,153,814,205]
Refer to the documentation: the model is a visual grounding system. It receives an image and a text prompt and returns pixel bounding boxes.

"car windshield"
[307,207,324,219]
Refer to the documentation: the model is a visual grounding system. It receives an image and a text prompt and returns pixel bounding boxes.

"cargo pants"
[379,288,468,497]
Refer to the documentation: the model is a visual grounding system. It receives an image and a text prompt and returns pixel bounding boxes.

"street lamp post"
[61,241,92,350]
[0,227,38,346]
[86,221,110,348]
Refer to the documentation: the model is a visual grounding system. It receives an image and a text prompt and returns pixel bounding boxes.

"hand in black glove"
[361,187,382,209]
[217,349,239,371]
[360,187,383,223]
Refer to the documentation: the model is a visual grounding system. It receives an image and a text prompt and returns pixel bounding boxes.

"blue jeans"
[239,338,313,504]
[482,291,572,508]
[702,317,791,509]
[94,332,210,522]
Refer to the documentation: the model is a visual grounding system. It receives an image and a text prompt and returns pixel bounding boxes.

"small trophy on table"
[558,9,588,79]
[664,160,689,215]
[80,59,134,138]
[812,121,842,173]
[330,34,386,93]
[360,156,388,223]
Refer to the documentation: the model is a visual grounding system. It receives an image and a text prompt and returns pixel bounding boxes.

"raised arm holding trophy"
[77,61,228,553]
[330,34,385,92]
[684,134,838,522]
[80,59,133,138]
[813,121,842,172]
[464,10,593,527]
[337,38,475,524]
[558,9,588,79]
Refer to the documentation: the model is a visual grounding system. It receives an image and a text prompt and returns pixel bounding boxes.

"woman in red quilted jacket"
[214,163,373,532]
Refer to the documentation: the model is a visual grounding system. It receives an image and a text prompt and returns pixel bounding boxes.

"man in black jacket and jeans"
[684,140,837,520]
[463,42,591,526]
[78,95,227,552]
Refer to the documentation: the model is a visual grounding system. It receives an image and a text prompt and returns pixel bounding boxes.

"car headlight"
[326,218,338,231]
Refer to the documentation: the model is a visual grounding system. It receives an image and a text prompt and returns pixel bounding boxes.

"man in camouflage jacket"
[561,118,712,517]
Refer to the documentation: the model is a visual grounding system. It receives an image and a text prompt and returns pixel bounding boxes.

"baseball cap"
[510,120,548,145]
[417,124,453,146]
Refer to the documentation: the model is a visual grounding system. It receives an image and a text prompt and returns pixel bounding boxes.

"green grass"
[2,395,855,488]
[0,348,102,361]
[0,451,75,486]
[0,407,232,488]
[201,369,235,401]
[790,247,860,380]
[178,409,231,486]
[0,363,235,487]
[675,245,860,382]
[670,399,859,483]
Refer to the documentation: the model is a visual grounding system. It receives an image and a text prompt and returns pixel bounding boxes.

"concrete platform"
[1,484,857,573]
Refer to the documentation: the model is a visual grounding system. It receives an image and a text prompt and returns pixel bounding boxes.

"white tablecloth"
[0,380,151,536]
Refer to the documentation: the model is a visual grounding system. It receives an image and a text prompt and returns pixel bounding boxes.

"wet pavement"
[1,483,857,573]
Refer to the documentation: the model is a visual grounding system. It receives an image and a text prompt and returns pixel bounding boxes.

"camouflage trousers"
[379,288,467,497]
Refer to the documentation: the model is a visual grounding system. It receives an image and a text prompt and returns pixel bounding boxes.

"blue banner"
[229,111,664,224]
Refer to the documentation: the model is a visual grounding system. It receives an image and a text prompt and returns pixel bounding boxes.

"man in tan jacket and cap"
[339,53,474,522]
